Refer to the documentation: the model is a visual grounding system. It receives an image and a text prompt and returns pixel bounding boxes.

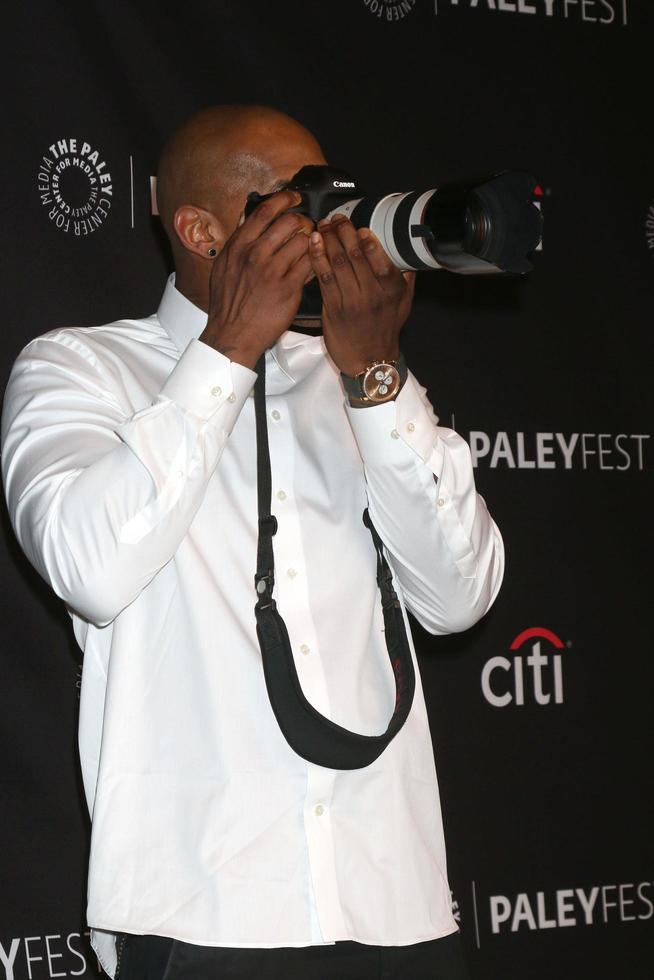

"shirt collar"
[157,273,325,388]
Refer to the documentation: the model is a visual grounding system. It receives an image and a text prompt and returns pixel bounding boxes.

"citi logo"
[481,627,566,708]
[333,180,355,188]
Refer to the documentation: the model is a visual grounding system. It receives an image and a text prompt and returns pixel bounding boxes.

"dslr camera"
[245,165,543,319]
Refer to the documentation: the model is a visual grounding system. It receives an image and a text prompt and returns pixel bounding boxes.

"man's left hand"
[308,214,415,378]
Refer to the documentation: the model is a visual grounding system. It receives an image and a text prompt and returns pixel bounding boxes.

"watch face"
[362,363,401,402]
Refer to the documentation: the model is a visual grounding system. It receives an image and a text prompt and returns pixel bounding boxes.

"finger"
[329,215,373,289]
[236,190,304,246]
[257,210,313,256]
[240,214,310,277]
[402,270,417,302]
[286,249,314,289]
[316,214,359,297]
[270,224,311,276]
[308,230,341,303]
[357,228,405,295]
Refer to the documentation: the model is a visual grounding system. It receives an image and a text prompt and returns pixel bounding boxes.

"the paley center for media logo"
[362,0,417,19]
[482,627,567,707]
[646,196,654,259]
[37,138,113,236]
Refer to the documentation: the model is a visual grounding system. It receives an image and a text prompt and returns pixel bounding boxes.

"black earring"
[207,247,217,257]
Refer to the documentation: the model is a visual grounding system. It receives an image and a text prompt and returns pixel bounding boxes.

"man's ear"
[173,205,225,260]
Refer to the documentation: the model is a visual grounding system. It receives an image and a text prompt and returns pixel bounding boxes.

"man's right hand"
[199,190,314,369]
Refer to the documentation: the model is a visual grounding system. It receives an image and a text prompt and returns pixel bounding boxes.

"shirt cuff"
[158,338,257,423]
[345,372,444,470]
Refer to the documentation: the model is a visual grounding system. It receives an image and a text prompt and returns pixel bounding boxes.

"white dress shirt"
[1,274,504,978]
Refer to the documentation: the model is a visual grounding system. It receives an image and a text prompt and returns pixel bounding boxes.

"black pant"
[116,931,472,980]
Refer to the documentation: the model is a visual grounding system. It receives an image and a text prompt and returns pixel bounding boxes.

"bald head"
[157,105,325,260]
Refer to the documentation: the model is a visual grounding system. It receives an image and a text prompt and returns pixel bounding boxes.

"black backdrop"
[2,2,653,978]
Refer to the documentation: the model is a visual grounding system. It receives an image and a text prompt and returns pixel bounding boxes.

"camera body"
[246,166,362,225]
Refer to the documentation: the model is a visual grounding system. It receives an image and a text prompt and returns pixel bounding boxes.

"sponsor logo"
[481,627,566,707]
[0,931,100,979]
[463,878,653,947]
[333,180,356,188]
[437,0,629,26]
[362,0,417,21]
[489,881,654,934]
[37,138,113,236]
[646,198,654,258]
[467,430,649,471]
[451,890,462,923]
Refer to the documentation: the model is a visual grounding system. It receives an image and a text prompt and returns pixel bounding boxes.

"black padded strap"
[254,353,278,608]
[253,353,415,770]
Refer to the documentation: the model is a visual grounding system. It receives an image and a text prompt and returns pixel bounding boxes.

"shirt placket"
[266,381,348,942]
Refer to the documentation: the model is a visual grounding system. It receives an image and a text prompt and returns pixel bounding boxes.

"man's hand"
[308,214,416,378]
[199,190,314,369]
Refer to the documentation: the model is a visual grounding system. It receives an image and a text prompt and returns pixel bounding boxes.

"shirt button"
[314,804,325,816]
[300,644,310,656]
[437,497,445,507]
[287,568,297,579]
[406,421,415,433]
[210,385,222,398]
[390,429,399,440]
[228,393,236,403]
[271,410,281,421]
[276,489,287,501]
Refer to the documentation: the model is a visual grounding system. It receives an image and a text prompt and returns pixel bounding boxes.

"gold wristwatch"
[341,355,407,405]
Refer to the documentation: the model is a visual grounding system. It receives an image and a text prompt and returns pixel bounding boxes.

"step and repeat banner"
[1,2,652,978]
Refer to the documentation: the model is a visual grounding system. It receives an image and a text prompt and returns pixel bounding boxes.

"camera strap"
[253,352,416,770]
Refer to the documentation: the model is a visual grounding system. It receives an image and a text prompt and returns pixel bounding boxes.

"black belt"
[253,352,415,770]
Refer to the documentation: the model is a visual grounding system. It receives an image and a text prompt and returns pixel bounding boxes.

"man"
[1,106,504,979]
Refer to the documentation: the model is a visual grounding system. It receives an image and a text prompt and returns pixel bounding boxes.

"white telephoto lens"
[329,192,442,271]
